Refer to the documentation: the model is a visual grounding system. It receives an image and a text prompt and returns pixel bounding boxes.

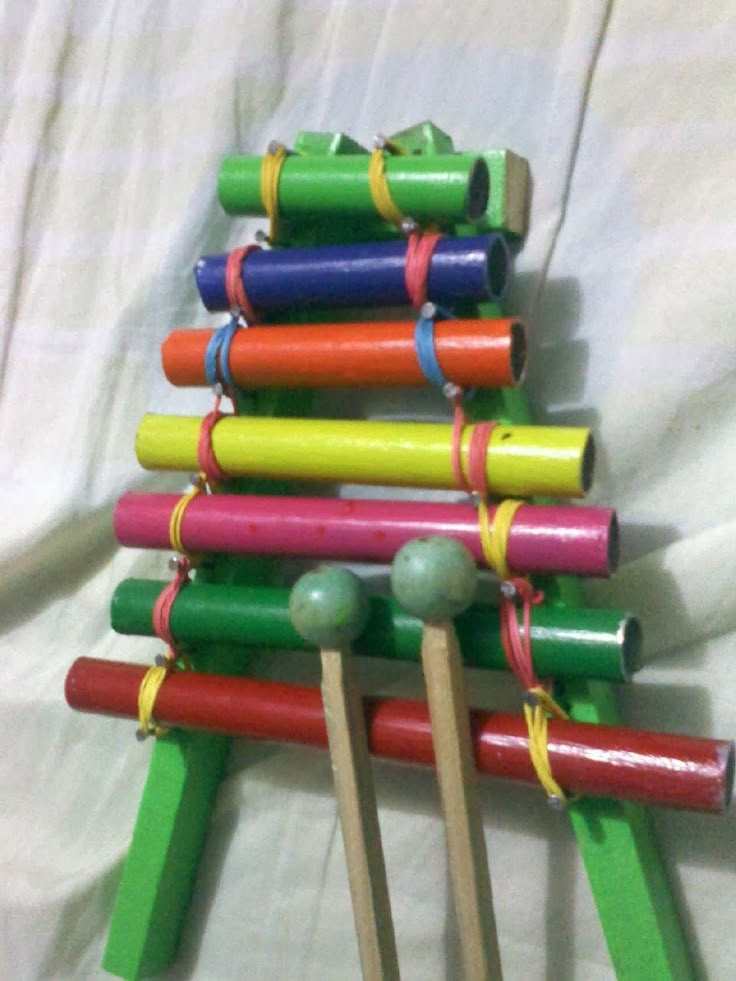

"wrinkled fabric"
[1,2,734,978]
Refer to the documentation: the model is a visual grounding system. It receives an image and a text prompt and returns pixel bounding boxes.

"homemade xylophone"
[65,122,733,979]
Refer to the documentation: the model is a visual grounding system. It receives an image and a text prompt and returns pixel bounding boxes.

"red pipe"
[65,658,733,814]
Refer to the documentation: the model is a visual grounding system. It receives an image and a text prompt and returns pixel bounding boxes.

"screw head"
[547,794,566,812]
[420,301,437,320]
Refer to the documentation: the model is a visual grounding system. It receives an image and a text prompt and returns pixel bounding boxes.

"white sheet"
[2,1,735,978]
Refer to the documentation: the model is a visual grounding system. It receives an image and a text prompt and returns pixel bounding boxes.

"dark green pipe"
[111,579,640,683]
[218,153,489,223]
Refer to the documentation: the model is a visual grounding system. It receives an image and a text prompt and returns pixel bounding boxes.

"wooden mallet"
[289,566,400,981]
[391,537,503,980]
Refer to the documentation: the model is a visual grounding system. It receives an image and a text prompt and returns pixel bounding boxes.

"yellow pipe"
[135,415,594,498]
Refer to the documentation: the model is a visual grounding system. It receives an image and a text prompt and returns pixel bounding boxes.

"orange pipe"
[161,318,526,389]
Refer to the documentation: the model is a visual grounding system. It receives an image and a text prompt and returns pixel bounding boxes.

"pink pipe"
[114,493,617,577]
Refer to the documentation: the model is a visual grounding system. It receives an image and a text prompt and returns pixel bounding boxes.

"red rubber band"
[225,245,261,323]
[404,232,443,309]
[499,578,545,691]
[450,400,468,491]
[152,558,193,655]
[451,409,496,496]
[197,394,230,485]
[467,421,496,497]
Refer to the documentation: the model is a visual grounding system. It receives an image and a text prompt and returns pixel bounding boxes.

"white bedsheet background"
[2,2,735,978]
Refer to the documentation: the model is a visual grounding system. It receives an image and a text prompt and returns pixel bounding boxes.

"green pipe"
[218,153,489,223]
[111,579,640,683]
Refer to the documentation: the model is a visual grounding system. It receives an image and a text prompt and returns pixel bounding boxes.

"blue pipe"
[194,234,509,314]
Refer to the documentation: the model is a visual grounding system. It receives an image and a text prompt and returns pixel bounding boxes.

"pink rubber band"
[225,245,261,323]
[404,232,443,309]
[152,558,193,654]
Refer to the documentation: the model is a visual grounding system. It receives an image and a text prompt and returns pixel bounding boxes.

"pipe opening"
[509,321,527,384]
[618,616,643,681]
[486,236,509,300]
[580,434,596,493]
[607,512,620,575]
[467,158,490,222]
[723,743,735,809]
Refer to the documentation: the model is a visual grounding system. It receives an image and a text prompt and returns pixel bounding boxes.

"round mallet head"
[289,566,370,649]
[390,536,478,623]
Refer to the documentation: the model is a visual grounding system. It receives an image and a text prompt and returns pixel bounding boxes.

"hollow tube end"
[722,742,735,810]
[485,235,510,301]
[467,158,490,222]
[607,512,621,575]
[580,434,596,494]
[509,320,527,385]
[617,616,643,681]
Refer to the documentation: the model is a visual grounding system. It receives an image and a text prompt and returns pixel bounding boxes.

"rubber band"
[450,400,468,491]
[169,478,205,556]
[152,557,193,652]
[368,144,406,227]
[204,316,239,389]
[137,665,171,739]
[197,392,230,486]
[451,412,497,496]
[260,141,287,243]
[478,498,523,579]
[225,245,261,324]
[414,316,449,389]
[523,688,570,806]
[405,232,443,308]
[499,577,571,806]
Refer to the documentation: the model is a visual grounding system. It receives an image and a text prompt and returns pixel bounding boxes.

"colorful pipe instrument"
[110,579,640,683]
[114,494,617,578]
[65,658,734,815]
[194,234,509,313]
[135,415,594,496]
[161,318,526,390]
[218,151,489,223]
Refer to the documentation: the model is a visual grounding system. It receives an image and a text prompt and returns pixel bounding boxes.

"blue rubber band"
[414,316,448,389]
[414,311,476,402]
[204,316,239,388]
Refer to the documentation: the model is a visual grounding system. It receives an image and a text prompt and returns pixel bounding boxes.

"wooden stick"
[289,566,399,980]
[422,623,503,980]
[321,647,400,980]
[391,536,503,980]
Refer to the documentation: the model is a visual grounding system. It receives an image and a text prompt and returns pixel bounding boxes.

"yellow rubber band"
[137,665,170,739]
[169,477,205,556]
[260,142,288,243]
[478,498,523,579]
[368,145,406,227]
[523,686,570,804]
